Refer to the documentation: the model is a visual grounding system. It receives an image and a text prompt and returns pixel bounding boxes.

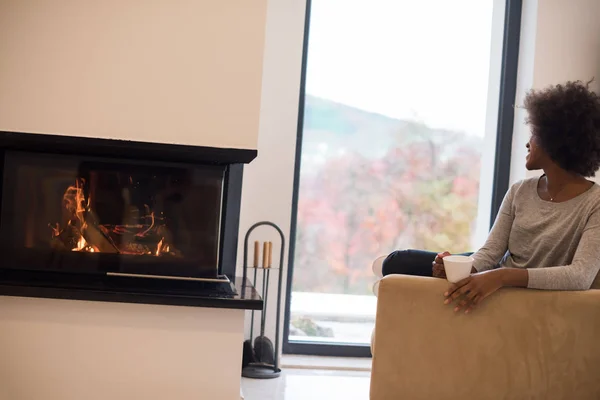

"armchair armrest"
[370,275,600,400]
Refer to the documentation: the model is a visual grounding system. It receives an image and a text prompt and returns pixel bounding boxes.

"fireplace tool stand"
[241,221,285,379]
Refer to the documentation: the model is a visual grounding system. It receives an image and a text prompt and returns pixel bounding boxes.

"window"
[285,0,520,355]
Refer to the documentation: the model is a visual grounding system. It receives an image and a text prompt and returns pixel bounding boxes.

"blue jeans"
[382,249,473,277]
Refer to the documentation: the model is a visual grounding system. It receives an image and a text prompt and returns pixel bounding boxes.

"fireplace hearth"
[0,131,261,309]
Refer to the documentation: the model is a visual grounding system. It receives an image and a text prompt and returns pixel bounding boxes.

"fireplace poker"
[249,240,260,341]
[254,241,275,365]
[243,241,261,368]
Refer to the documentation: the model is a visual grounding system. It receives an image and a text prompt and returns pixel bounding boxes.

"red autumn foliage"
[292,135,481,295]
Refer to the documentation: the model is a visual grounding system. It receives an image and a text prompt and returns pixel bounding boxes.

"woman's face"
[525,133,547,171]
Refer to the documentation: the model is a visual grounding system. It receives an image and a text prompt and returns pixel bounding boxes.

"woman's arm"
[524,210,600,290]
[446,208,600,312]
[462,209,600,295]
[444,268,528,313]
[472,184,517,272]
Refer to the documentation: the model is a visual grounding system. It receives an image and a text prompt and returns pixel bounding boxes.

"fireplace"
[0,131,258,307]
[2,150,225,277]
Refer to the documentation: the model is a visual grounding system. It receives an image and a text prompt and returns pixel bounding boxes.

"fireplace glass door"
[0,151,224,278]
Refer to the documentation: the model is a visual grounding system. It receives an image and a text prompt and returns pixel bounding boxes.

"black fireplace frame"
[0,130,255,283]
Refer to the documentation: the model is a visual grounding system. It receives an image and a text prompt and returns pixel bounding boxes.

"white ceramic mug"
[443,255,474,283]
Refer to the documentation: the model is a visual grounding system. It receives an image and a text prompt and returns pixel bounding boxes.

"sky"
[305,0,495,137]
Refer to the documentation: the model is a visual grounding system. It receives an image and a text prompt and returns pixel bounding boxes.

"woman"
[382,80,600,313]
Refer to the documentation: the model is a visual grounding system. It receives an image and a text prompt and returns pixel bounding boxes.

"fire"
[50,177,176,257]
[63,179,88,226]
[156,237,166,256]
[49,223,62,238]
[71,233,98,253]
[73,236,87,251]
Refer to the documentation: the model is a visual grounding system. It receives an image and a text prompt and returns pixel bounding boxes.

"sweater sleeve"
[527,209,600,290]
[472,184,516,272]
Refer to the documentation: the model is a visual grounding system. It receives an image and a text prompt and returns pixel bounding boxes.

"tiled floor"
[242,369,371,400]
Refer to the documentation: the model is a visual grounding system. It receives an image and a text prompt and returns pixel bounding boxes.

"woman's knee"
[381,249,436,277]
[382,249,415,276]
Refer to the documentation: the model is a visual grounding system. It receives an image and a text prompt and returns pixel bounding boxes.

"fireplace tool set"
[241,221,285,379]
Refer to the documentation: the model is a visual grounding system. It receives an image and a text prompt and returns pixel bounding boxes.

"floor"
[241,369,371,400]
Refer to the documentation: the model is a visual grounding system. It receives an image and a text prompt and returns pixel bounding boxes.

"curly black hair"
[523,80,600,177]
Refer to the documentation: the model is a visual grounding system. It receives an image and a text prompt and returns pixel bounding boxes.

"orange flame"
[49,223,62,238]
[63,179,91,251]
[51,178,175,256]
[73,236,87,252]
[156,237,165,256]
[71,233,98,253]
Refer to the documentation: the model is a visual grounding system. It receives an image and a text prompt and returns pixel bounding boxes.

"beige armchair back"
[370,275,600,400]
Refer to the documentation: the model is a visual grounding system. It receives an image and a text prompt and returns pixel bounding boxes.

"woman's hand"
[444,270,505,313]
[432,251,451,279]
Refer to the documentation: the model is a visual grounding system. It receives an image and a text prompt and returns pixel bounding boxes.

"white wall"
[0,2,268,397]
[236,0,307,349]
[0,0,267,150]
[510,0,600,183]
[0,296,245,400]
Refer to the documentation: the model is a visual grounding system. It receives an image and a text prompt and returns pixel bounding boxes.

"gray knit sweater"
[473,177,600,290]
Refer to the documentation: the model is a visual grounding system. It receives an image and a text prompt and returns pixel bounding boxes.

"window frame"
[283,0,523,358]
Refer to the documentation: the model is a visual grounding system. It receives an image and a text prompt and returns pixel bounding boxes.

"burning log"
[79,208,119,253]
[49,222,81,250]
[82,223,119,253]
[50,177,179,257]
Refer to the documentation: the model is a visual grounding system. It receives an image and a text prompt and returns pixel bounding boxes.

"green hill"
[301,95,482,170]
